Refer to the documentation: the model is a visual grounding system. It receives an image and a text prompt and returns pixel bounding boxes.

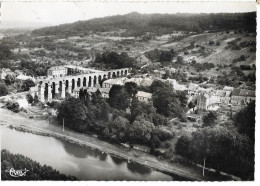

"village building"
[47,66,68,78]
[136,91,152,103]
[231,88,255,106]
[102,79,124,88]
[16,74,36,82]
[0,68,14,79]
[64,65,102,75]
[214,90,231,104]
[72,87,110,99]
[223,86,234,91]
[196,93,218,110]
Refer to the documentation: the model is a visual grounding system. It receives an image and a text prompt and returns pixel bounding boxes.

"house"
[231,88,255,106]
[197,93,218,110]
[223,86,234,91]
[125,77,153,87]
[72,87,110,99]
[136,91,152,103]
[102,79,124,88]
[166,79,187,91]
[16,74,36,82]
[0,68,14,79]
[47,66,68,78]
[214,90,231,104]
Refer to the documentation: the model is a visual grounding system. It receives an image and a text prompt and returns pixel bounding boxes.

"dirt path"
[0,103,231,181]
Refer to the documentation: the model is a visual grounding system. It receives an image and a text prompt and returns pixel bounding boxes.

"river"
[1,126,178,181]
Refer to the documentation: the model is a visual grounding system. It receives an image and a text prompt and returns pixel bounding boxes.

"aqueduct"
[37,68,130,102]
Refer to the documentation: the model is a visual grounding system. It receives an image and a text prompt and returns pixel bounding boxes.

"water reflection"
[110,156,125,165]
[1,126,176,181]
[62,142,89,158]
[61,141,107,161]
[127,161,152,175]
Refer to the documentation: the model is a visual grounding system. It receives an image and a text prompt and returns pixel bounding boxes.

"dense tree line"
[57,82,177,150]
[94,51,137,69]
[150,80,188,120]
[1,149,77,180]
[175,102,255,180]
[32,12,256,37]
[145,49,175,62]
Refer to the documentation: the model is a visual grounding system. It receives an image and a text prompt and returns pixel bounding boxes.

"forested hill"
[32,12,256,37]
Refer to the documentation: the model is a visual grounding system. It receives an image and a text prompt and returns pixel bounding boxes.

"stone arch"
[65,80,69,91]
[83,77,87,87]
[112,72,116,78]
[121,70,124,76]
[98,75,102,85]
[72,79,75,90]
[124,69,128,76]
[59,81,62,93]
[44,83,49,100]
[108,72,111,79]
[51,82,56,98]
[77,77,81,87]
[88,76,92,87]
[117,71,120,77]
[93,76,97,87]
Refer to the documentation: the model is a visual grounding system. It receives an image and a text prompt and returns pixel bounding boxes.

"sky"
[0,1,257,28]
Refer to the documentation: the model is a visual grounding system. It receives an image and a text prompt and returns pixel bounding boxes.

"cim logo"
[5,168,29,177]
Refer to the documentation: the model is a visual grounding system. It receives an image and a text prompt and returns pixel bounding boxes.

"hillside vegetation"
[32,12,256,37]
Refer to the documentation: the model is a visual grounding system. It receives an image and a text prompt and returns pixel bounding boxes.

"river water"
[1,126,178,181]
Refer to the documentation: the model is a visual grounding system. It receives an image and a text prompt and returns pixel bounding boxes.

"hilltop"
[32,12,256,37]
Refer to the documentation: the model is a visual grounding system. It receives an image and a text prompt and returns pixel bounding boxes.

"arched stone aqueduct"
[37,68,130,102]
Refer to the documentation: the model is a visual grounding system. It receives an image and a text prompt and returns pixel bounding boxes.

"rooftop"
[64,65,103,73]
[48,66,67,71]
[136,91,152,98]
[103,78,124,86]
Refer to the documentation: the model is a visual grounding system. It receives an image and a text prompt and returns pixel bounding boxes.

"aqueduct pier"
[36,68,130,102]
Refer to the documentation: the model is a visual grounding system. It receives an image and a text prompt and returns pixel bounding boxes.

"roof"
[48,66,67,71]
[136,91,152,98]
[64,65,103,73]
[188,83,199,91]
[239,89,255,97]
[199,93,210,99]
[232,88,255,97]
[0,68,12,73]
[223,86,234,91]
[16,74,35,81]
[125,78,153,87]
[216,90,226,97]
[103,78,124,86]
[232,88,241,96]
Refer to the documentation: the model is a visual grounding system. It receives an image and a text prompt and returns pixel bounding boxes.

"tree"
[175,126,254,180]
[124,82,138,97]
[6,101,20,113]
[21,79,35,91]
[26,94,33,104]
[153,87,186,118]
[57,97,88,130]
[129,117,155,143]
[188,101,196,109]
[0,83,8,96]
[108,85,129,110]
[175,135,191,157]
[176,56,184,64]
[4,74,15,85]
[202,111,217,127]
[234,101,255,141]
[110,116,130,140]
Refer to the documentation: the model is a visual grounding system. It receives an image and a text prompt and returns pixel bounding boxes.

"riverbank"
[0,104,231,181]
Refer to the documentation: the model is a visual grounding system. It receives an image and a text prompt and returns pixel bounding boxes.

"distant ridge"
[32,12,256,37]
